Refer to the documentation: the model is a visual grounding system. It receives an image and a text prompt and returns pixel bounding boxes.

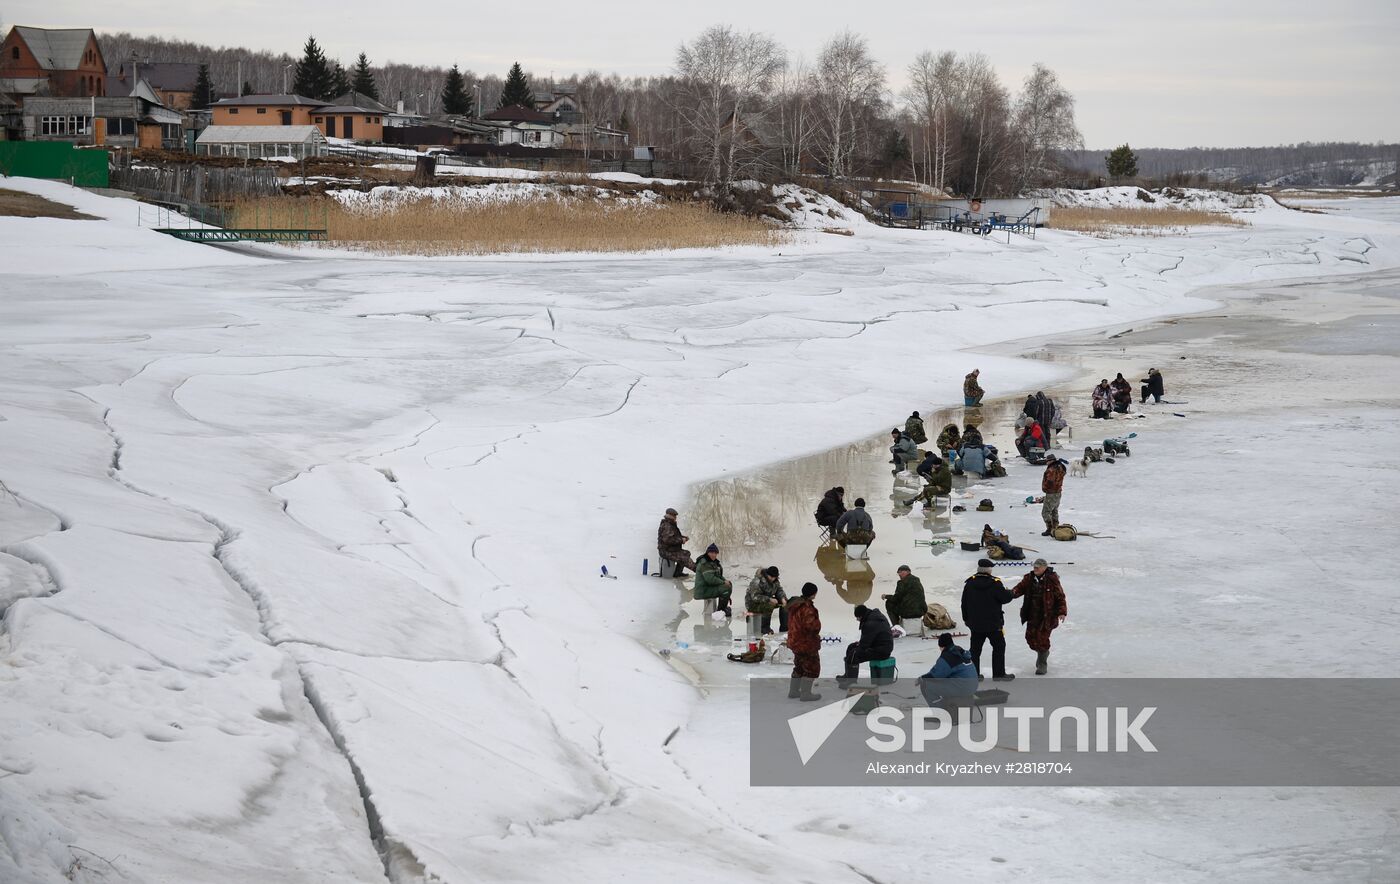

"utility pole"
[473,83,481,119]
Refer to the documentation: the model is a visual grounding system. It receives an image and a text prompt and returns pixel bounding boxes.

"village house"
[106,61,200,110]
[22,79,183,148]
[310,91,389,142]
[1,26,107,99]
[210,94,322,127]
[481,104,564,147]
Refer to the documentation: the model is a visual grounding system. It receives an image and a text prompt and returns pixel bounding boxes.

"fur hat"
[977,558,994,573]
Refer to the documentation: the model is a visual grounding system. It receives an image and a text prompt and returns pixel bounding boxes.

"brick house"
[212,93,387,142]
[211,94,322,126]
[1,26,107,99]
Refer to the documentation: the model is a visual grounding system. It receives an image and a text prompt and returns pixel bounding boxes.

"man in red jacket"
[1012,558,1068,674]
[785,583,823,701]
[1041,457,1067,536]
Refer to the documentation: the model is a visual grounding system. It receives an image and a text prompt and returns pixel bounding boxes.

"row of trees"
[672,26,1082,192]
[99,28,1085,194]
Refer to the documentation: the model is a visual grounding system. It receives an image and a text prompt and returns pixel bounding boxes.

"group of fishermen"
[654,366,1079,698]
[1092,368,1165,418]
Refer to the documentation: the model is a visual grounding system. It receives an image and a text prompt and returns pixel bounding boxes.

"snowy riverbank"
[2,177,1399,882]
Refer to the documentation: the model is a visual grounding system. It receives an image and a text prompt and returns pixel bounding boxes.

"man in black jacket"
[814,487,847,532]
[961,558,1016,681]
[839,604,894,682]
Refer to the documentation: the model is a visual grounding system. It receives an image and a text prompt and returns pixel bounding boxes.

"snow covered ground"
[1,177,1399,882]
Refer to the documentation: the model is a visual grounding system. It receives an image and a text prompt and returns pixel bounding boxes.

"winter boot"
[788,677,802,699]
[992,673,1016,682]
[1035,650,1049,675]
[799,679,823,702]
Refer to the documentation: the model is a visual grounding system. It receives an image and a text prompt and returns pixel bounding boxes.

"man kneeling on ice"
[918,632,978,711]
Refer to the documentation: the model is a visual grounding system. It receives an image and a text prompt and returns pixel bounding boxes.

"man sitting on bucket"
[833,497,876,549]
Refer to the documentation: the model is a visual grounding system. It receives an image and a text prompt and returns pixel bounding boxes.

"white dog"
[1070,456,1090,478]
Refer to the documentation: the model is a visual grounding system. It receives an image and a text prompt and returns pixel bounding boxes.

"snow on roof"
[13,26,98,72]
[197,125,326,145]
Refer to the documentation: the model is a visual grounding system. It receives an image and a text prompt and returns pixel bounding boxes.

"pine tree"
[330,63,350,98]
[191,63,215,110]
[618,109,632,136]
[441,65,473,116]
[292,35,333,99]
[242,80,253,98]
[882,130,911,174]
[498,62,533,109]
[1106,144,1139,179]
[351,52,380,101]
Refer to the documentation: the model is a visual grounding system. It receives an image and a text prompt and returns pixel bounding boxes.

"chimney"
[397,99,404,115]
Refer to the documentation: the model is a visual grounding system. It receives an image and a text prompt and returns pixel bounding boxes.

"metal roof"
[13,27,99,72]
[328,91,392,113]
[197,125,326,144]
[213,94,323,107]
[108,61,200,94]
[316,105,380,115]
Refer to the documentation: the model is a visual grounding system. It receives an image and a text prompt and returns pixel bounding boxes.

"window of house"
[257,107,267,114]
[314,116,323,123]
[229,107,239,114]
[11,47,18,60]
[104,117,136,136]
[40,115,91,136]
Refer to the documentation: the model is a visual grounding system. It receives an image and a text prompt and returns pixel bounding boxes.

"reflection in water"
[813,544,876,605]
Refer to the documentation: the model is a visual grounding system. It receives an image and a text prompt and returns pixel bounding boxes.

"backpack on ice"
[922,602,957,631]
[1052,523,1078,541]
[976,498,995,512]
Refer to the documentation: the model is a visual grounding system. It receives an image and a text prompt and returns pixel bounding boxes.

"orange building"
[211,93,391,142]
[211,94,322,126]
[1,26,107,98]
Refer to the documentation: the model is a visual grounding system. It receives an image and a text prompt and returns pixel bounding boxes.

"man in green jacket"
[693,543,733,618]
[882,565,927,627]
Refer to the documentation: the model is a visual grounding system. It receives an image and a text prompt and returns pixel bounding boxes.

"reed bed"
[230,192,785,256]
[1048,206,1249,237]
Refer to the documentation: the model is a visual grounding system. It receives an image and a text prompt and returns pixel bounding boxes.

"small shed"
[196,124,327,159]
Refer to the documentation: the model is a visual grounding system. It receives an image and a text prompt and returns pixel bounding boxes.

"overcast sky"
[11,0,1399,147]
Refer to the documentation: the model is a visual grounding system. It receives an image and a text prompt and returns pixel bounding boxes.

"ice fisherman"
[656,508,696,576]
[903,453,952,507]
[919,633,978,709]
[1110,374,1133,413]
[839,604,894,683]
[961,558,1016,681]
[964,369,985,406]
[1092,380,1113,419]
[785,583,823,701]
[1041,457,1067,536]
[814,486,847,534]
[935,423,962,456]
[833,498,876,548]
[692,543,733,618]
[745,565,788,635]
[890,429,918,474]
[882,564,927,628]
[1011,558,1067,675]
[1140,368,1165,404]
[905,411,928,444]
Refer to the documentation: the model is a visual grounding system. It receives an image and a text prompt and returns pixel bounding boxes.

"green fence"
[0,142,110,188]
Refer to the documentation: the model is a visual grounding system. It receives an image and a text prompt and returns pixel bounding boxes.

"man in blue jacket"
[919,632,978,708]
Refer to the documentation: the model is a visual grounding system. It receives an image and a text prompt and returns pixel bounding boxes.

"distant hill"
[1062,143,1399,188]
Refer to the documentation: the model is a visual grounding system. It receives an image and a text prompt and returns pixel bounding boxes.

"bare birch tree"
[813,31,884,179]
[1011,63,1082,191]
[674,25,784,184]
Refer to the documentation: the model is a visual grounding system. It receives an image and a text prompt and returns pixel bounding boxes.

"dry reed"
[1048,206,1249,237]
[230,192,785,255]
